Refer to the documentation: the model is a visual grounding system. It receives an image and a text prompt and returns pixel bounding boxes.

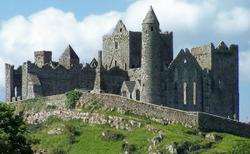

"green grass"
[14,97,48,113]
[15,97,250,153]
[29,118,250,154]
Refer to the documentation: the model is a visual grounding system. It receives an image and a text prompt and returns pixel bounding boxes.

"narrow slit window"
[183,82,187,105]
[115,41,118,49]
[193,82,196,105]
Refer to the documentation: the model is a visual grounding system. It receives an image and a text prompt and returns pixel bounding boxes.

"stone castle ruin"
[5,7,239,120]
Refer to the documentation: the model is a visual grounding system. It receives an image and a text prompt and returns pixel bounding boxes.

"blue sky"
[0,0,249,122]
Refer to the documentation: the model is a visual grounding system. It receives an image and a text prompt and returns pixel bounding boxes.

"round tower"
[141,6,162,104]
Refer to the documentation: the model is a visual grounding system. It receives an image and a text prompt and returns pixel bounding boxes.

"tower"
[141,6,162,104]
[91,50,104,93]
[34,51,52,68]
[5,64,14,102]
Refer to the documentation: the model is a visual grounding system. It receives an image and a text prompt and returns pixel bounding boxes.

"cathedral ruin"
[5,7,239,120]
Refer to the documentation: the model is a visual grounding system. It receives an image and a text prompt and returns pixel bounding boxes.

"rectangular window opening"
[193,82,196,105]
[115,41,118,49]
[183,82,187,105]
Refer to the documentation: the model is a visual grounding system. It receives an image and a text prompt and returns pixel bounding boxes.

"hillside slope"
[13,93,250,154]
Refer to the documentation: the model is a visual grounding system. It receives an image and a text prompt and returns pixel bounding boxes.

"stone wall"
[78,92,250,138]
[198,112,250,138]
[78,92,199,128]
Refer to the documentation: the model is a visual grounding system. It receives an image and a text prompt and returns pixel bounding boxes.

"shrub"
[101,130,125,141]
[0,103,33,154]
[65,91,82,109]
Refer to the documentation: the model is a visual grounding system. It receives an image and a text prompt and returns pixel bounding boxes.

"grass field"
[13,95,250,154]
[29,117,250,154]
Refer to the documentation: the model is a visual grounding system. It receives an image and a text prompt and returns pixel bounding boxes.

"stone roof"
[114,20,127,33]
[143,6,159,25]
[60,45,79,60]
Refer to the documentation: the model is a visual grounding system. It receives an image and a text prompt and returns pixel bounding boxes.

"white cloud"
[214,7,250,34]
[1,0,250,90]
[0,0,214,87]
[0,7,122,86]
[239,51,250,82]
[124,0,213,31]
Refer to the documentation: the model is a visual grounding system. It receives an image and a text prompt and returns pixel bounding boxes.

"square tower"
[34,51,52,68]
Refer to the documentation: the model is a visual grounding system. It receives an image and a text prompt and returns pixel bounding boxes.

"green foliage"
[101,130,125,141]
[230,141,250,154]
[122,142,136,153]
[65,124,80,144]
[0,103,33,154]
[51,148,67,154]
[45,115,62,125]
[15,97,47,113]
[65,91,81,109]
[47,105,57,110]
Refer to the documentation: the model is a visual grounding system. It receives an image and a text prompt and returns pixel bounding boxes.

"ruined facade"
[5,7,239,120]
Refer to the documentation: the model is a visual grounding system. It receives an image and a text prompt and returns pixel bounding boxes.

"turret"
[141,6,162,104]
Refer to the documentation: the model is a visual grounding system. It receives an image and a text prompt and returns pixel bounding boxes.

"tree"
[0,103,32,154]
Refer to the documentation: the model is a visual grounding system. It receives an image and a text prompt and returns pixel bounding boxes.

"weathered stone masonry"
[5,7,239,121]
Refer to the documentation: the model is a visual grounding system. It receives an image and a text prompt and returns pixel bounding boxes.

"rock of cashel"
[5,6,239,121]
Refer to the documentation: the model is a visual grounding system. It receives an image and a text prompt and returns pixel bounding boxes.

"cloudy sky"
[0,0,249,121]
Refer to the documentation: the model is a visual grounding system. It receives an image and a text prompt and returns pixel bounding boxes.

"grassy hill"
[12,93,250,154]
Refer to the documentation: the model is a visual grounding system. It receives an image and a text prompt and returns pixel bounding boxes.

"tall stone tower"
[91,50,104,93]
[141,6,162,104]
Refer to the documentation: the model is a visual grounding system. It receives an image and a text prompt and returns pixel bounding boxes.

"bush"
[65,91,82,109]
[0,103,33,154]
[101,130,125,141]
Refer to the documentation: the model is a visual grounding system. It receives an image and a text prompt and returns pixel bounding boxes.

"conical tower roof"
[143,6,159,25]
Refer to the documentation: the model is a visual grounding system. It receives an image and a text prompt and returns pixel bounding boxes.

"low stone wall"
[198,112,250,138]
[79,92,199,128]
[14,92,250,138]
[79,92,250,138]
